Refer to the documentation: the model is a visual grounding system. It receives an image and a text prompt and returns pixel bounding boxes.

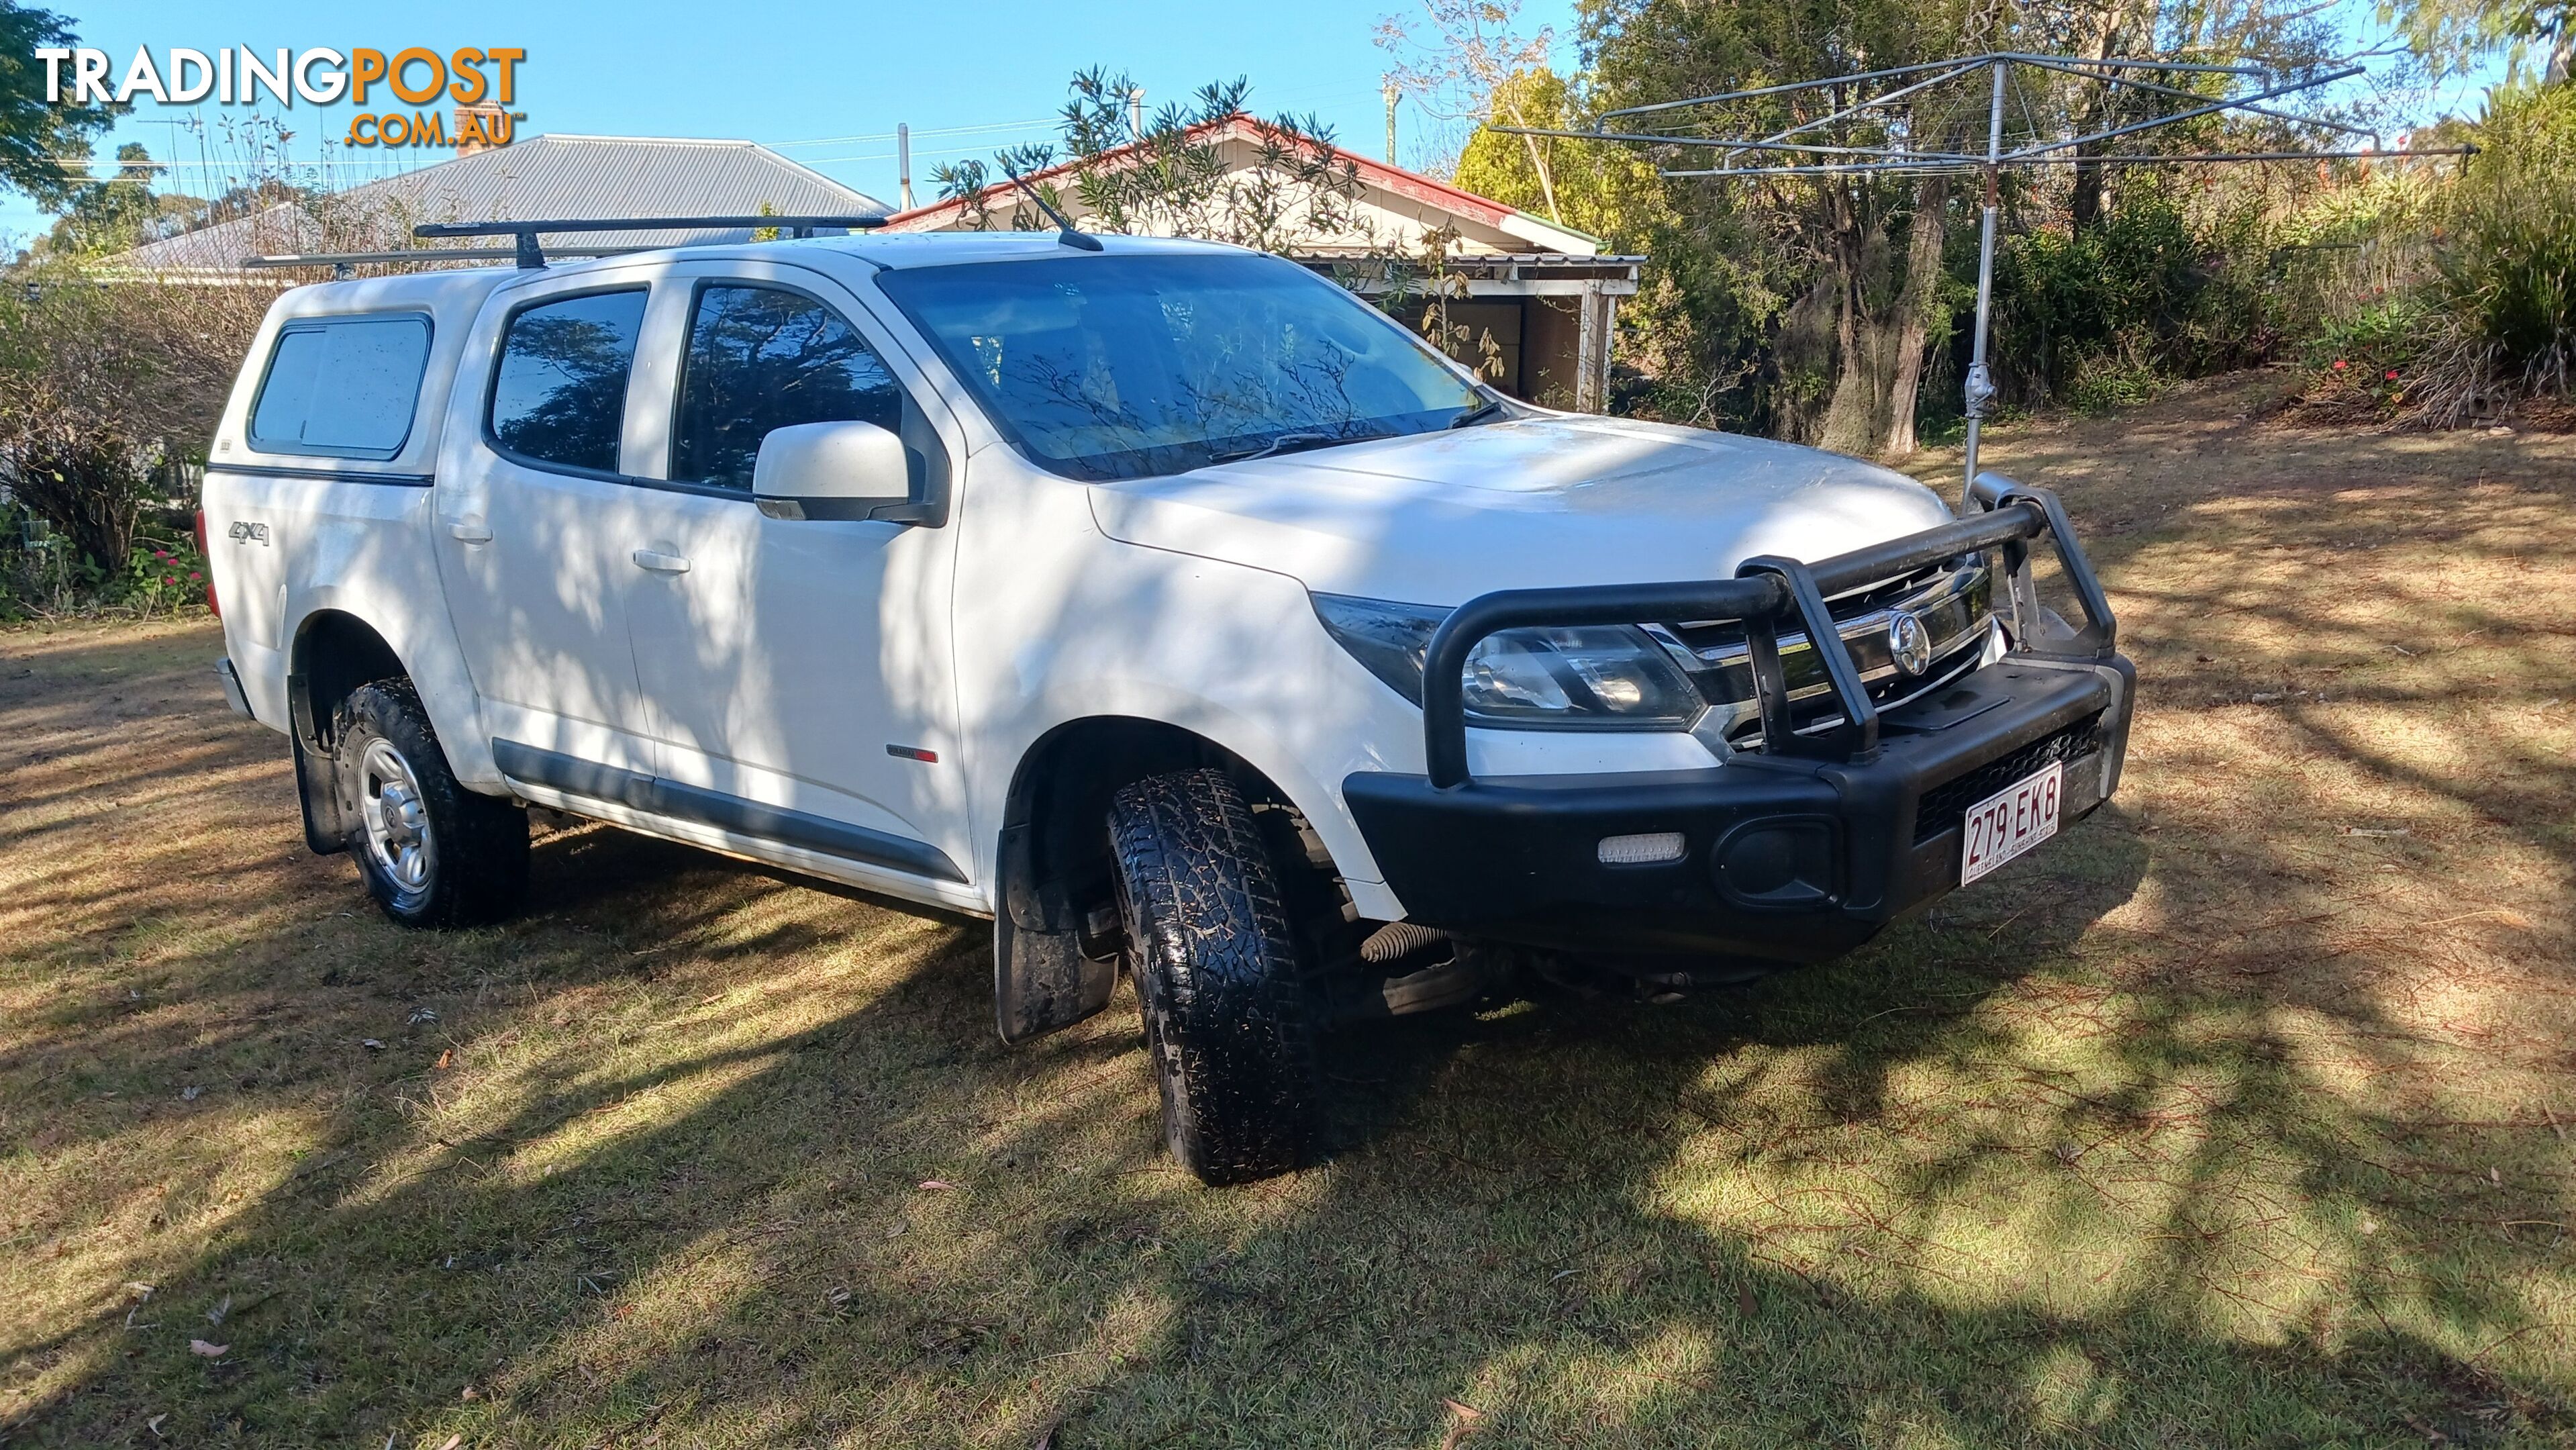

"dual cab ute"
[204,222,2134,1183]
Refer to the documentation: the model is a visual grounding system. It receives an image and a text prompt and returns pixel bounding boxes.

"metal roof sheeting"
[115,135,889,273]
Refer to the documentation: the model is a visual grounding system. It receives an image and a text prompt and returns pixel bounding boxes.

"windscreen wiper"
[1207,432,1339,465]
[1447,395,1509,429]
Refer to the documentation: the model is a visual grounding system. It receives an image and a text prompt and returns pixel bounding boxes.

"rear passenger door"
[434,271,664,778]
[615,260,971,881]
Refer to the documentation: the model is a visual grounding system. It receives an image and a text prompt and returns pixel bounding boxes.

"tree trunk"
[1881,175,1950,456]
[2071,149,2106,234]
[1816,185,1889,455]
[2067,1,2136,234]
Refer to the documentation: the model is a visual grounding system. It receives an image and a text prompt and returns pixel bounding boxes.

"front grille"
[1910,711,2104,845]
[1665,561,1956,659]
[1664,557,1995,742]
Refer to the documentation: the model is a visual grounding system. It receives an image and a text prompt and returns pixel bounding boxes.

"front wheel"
[333,680,528,928]
[1108,769,1322,1185]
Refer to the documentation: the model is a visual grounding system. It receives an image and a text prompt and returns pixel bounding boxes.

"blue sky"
[13,0,2499,247]
[6,0,1582,244]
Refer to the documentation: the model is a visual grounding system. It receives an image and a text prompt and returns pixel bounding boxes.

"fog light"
[1597,831,1687,865]
[1712,820,1838,908]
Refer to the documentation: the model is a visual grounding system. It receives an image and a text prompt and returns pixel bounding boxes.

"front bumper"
[1340,473,2136,963]
[1344,652,2133,959]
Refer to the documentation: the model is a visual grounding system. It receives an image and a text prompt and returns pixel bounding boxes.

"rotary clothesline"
[1497,52,2473,499]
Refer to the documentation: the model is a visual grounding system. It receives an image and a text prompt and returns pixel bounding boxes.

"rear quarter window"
[248,313,432,459]
[487,289,649,476]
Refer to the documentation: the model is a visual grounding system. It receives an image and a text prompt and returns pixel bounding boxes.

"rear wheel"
[333,681,528,928]
[1108,769,1322,1184]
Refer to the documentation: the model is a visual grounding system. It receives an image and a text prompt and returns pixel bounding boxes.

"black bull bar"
[1417,474,2119,787]
[1340,474,2134,961]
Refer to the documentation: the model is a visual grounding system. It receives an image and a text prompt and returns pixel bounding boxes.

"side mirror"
[752,420,940,524]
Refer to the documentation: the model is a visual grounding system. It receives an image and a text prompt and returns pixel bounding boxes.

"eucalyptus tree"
[1581,0,1999,452]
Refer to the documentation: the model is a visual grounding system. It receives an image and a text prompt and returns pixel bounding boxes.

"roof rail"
[413,215,891,269]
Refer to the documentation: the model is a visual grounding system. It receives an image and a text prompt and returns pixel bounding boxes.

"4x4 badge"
[1887,610,1931,676]
[228,521,270,546]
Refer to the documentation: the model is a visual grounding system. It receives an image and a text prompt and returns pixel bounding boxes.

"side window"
[672,285,903,489]
[249,314,430,458]
[489,289,648,475]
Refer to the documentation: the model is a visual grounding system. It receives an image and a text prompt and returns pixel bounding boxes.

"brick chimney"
[456,103,511,156]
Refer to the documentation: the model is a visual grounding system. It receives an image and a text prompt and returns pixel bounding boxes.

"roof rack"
[413,214,891,269]
[241,245,654,277]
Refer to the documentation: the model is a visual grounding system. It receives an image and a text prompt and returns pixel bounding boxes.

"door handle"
[448,518,492,544]
[632,548,691,574]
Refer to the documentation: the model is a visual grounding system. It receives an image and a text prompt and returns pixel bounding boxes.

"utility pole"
[1384,79,1400,162]
[897,122,913,210]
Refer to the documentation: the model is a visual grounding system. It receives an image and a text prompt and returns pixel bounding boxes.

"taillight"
[193,510,219,617]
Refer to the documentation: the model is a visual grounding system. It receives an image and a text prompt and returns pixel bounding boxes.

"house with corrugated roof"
[107,134,887,279]
[881,115,1640,410]
[104,119,1632,411]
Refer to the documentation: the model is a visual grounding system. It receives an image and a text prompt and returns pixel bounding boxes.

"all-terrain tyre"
[1108,769,1322,1184]
[332,680,528,928]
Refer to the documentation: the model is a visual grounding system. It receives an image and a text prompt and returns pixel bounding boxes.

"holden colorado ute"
[201,224,2134,1183]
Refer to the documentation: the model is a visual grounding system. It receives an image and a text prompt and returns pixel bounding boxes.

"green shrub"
[2436,85,2576,397]
[0,502,206,622]
[113,532,208,616]
[1992,188,2203,403]
[1988,181,2293,408]
[2295,298,2432,418]
[2063,345,2169,414]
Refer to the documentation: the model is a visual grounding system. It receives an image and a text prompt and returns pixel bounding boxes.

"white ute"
[204,223,2134,1183]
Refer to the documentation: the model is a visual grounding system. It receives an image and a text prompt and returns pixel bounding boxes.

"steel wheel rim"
[356,736,436,900]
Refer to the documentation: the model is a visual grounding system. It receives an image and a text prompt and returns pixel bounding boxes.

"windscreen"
[876,252,1485,481]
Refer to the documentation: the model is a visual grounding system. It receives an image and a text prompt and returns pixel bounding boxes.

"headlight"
[1310,592,1701,729]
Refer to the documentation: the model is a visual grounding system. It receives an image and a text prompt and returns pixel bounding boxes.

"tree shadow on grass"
[12,762,2571,1448]
[11,406,2576,1445]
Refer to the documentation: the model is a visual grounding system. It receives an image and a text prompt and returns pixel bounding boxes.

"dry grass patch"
[3,377,2573,1447]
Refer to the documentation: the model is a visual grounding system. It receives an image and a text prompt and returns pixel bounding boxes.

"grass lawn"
[3,373,2573,1447]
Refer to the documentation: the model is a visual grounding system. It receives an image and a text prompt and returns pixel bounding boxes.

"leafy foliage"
[1987,181,2297,408]
[1452,69,1664,246]
[1363,222,1511,379]
[0,0,121,208]
[0,259,270,573]
[2276,87,2576,427]
[2432,84,2576,397]
[2377,0,2569,82]
[1514,0,2373,446]
[2297,298,2432,420]
[36,144,207,256]
[0,494,209,622]
[1573,0,1997,446]
[1377,0,1564,207]
[933,70,1367,254]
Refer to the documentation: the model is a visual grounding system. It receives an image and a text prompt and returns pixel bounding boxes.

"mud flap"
[288,671,349,856]
[993,822,1114,1043]
[294,733,350,856]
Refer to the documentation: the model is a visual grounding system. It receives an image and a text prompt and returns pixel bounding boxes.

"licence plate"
[1959,761,2063,885]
